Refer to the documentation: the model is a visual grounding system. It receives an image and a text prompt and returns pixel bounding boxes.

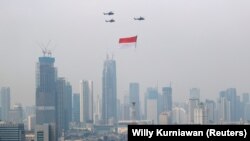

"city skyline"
[1,0,250,107]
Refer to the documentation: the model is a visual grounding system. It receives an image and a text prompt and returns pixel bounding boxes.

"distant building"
[217,91,231,123]
[129,83,140,120]
[0,87,10,121]
[172,106,187,124]
[9,103,23,123]
[194,103,207,124]
[188,88,200,124]
[28,115,36,131]
[35,124,56,141]
[145,88,158,124]
[80,80,94,124]
[0,122,25,141]
[72,93,80,122]
[159,112,169,124]
[205,99,216,123]
[35,56,56,125]
[56,78,72,137]
[35,54,57,141]
[102,55,117,125]
[121,95,130,121]
[162,87,172,112]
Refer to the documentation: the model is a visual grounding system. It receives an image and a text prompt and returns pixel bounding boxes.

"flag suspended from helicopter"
[118,35,137,48]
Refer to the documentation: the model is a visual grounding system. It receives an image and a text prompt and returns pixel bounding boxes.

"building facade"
[102,56,117,125]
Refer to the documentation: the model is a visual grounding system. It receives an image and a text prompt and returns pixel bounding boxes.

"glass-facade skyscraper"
[102,55,117,125]
[36,56,57,125]
[129,83,140,120]
[80,80,93,123]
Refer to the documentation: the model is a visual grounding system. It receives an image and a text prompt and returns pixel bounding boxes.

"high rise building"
[9,103,23,124]
[217,91,231,123]
[35,54,58,141]
[56,78,72,137]
[225,88,237,121]
[194,102,207,124]
[162,86,172,113]
[0,87,10,121]
[102,55,117,125]
[145,88,158,124]
[80,80,93,123]
[122,95,130,120]
[129,83,140,120]
[36,55,57,125]
[188,88,200,124]
[0,122,25,141]
[72,93,80,122]
[205,99,216,123]
[172,106,187,124]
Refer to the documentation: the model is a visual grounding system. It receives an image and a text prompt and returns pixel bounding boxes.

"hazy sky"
[1,0,250,107]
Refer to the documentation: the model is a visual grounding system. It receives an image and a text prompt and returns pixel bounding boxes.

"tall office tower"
[242,93,250,121]
[102,55,117,125]
[242,93,250,104]
[94,94,101,124]
[205,99,216,123]
[162,87,172,113]
[0,87,10,121]
[188,88,200,124]
[36,55,57,125]
[0,122,25,141]
[65,82,72,126]
[172,106,187,124]
[80,80,94,123]
[217,91,231,123]
[122,95,130,120]
[194,102,207,124]
[145,88,158,124]
[56,78,72,137]
[72,93,80,122]
[9,103,23,123]
[225,88,237,121]
[129,83,140,120]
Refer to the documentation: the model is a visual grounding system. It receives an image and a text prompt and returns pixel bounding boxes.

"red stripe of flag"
[119,36,137,43]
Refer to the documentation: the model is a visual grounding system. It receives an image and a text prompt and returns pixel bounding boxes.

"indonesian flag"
[118,35,137,48]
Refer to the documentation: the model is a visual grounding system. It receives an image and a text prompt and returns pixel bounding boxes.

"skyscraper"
[129,83,140,120]
[102,55,117,125]
[56,78,72,137]
[80,80,93,123]
[162,86,172,113]
[36,55,57,125]
[72,93,80,122]
[145,88,158,124]
[0,87,10,121]
[188,88,200,124]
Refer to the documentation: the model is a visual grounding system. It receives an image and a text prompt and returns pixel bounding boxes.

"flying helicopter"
[105,19,115,23]
[134,16,145,21]
[103,11,114,15]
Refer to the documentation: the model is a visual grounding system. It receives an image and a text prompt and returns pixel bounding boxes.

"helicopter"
[103,11,114,15]
[134,16,145,21]
[105,19,115,23]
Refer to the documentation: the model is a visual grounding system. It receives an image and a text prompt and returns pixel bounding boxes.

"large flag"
[118,35,137,48]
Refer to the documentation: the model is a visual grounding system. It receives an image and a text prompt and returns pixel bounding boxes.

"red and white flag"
[118,35,137,48]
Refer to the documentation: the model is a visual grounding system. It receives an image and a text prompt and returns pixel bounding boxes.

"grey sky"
[0,0,250,106]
